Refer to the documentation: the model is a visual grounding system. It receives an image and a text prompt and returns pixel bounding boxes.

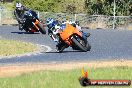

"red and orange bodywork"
[31,19,40,31]
[59,23,82,45]
[34,19,39,30]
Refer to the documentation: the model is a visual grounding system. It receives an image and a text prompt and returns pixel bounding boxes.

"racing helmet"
[46,18,57,29]
[16,2,22,10]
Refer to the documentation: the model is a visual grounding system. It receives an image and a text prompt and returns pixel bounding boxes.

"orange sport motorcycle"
[21,10,46,34]
[54,23,91,52]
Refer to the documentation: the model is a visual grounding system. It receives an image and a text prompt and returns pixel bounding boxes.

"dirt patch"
[0,60,132,78]
[1,19,18,25]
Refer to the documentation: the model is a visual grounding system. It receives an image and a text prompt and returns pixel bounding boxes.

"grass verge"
[0,39,36,56]
[0,66,131,88]
[0,3,14,10]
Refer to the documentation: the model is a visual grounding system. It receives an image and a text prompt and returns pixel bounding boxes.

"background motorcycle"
[22,10,46,34]
[55,23,91,52]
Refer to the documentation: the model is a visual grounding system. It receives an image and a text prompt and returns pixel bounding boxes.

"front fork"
[32,19,39,30]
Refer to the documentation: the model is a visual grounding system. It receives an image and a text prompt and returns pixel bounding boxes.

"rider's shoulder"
[22,6,30,11]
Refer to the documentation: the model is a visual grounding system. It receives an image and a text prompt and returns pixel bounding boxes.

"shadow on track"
[11,32,40,34]
[46,50,84,53]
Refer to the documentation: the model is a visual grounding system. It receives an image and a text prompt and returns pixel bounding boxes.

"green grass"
[0,3,14,10]
[0,39,36,56]
[0,66,131,88]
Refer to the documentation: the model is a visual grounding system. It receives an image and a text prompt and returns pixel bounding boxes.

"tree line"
[13,0,132,16]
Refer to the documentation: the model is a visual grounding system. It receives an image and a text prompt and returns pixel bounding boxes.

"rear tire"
[37,22,46,34]
[56,45,66,53]
[28,30,35,34]
[71,36,88,52]
[56,41,68,53]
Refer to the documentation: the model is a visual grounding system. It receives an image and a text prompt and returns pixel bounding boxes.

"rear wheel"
[56,45,66,53]
[71,36,88,52]
[28,30,35,34]
[56,41,68,53]
[37,22,46,34]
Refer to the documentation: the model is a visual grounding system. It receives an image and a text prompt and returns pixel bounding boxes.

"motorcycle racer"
[14,2,38,31]
[14,2,29,30]
[46,18,91,51]
[46,18,59,42]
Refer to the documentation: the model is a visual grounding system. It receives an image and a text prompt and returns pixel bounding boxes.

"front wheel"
[71,36,88,52]
[37,22,46,34]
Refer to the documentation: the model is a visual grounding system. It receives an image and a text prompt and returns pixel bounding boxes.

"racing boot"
[19,24,23,31]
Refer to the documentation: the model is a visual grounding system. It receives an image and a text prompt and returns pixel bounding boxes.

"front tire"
[71,36,88,52]
[37,22,46,34]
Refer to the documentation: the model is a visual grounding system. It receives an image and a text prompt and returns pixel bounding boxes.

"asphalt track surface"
[0,26,132,65]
